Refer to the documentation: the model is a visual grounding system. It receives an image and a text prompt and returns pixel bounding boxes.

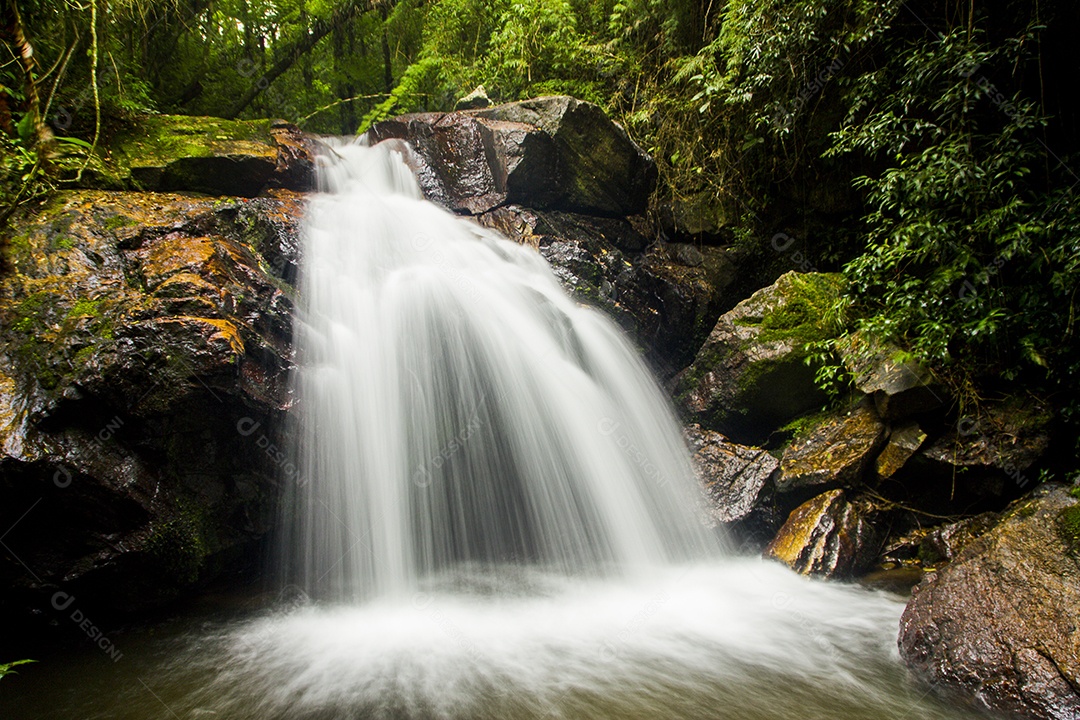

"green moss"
[1056,505,1080,554]
[52,236,75,251]
[1070,486,1080,500]
[67,298,103,319]
[145,514,207,585]
[112,115,272,171]
[741,273,846,346]
[103,214,138,231]
[778,406,834,441]
[9,292,49,333]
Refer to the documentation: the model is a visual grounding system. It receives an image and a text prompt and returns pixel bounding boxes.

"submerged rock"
[369,96,656,216]
[899,485,1080,718]
[684,424,781,546]
[0,190,302,615]
[765,489,882,578]
[674,271,844,444]
[777,400,887,496]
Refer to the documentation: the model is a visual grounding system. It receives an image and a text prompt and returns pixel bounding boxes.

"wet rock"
[267,120,317,191]
[765,489,883,579]
[838,334,945,420]
[78,115,315,196]
[674,271,845,444]
[478,205,738,375]
[369,111,552,214]
[370,96,655,216]
[874,422,927,480]
[659,192,731,240]
[918,512,1001,566]
[454,85,491,110]
[0,189,303,615]
[899,485,1080,718]
[684,424,782,546]
[880,512,1000,571]
[777,400,887,496]
[901,395,1053,510]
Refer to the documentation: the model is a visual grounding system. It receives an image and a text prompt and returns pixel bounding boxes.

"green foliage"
[824,25,1079,416]
[0,659,35,681]
[359,57,457,131]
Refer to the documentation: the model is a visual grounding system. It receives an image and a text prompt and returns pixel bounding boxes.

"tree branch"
[225,0,375,119]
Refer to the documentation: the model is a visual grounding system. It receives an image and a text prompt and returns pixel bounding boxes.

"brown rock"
[777,400,887,494]
[370,96,656,217]
[899,485,1080,718]
[765,489,882,578]
[684,424,781,544]
[0,189,302,615]
[874,422,927,479]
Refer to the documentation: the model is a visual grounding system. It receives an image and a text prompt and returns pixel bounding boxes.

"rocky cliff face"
[0,188,303,619]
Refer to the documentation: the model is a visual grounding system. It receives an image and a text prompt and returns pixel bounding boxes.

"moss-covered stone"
[109,115,277,196]
[0,187,303,615]
[777,399,887,495]
[675,271,845,444]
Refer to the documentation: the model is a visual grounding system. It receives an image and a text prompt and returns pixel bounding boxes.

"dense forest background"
[3,0,1080,464]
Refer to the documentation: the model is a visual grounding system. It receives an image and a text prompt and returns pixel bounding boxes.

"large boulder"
[478,205,738,375]
[899,485,1080,719]
[369,96,655,217]
[765,489,883,579]
[68,115,315,196]
[674,271,845,444]
[0,189,302,618]
[684,424,782,546]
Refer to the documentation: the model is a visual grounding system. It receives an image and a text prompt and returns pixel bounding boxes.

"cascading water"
[286,137,721,600]
[0,138,989,720]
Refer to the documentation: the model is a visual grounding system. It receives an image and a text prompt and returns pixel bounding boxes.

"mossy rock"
[109,115,278,196]
[675,271,845,444]
[0,188,302,616]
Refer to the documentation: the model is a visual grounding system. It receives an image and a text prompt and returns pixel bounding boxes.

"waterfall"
[0,137,975,720]
[285,138,722,600]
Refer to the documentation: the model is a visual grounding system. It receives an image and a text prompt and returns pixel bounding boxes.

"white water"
[286,138,721,600]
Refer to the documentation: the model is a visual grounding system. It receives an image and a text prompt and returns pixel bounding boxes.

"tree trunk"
[225,0,374,119]
[380,3,393,95]
[4,0,52,152]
